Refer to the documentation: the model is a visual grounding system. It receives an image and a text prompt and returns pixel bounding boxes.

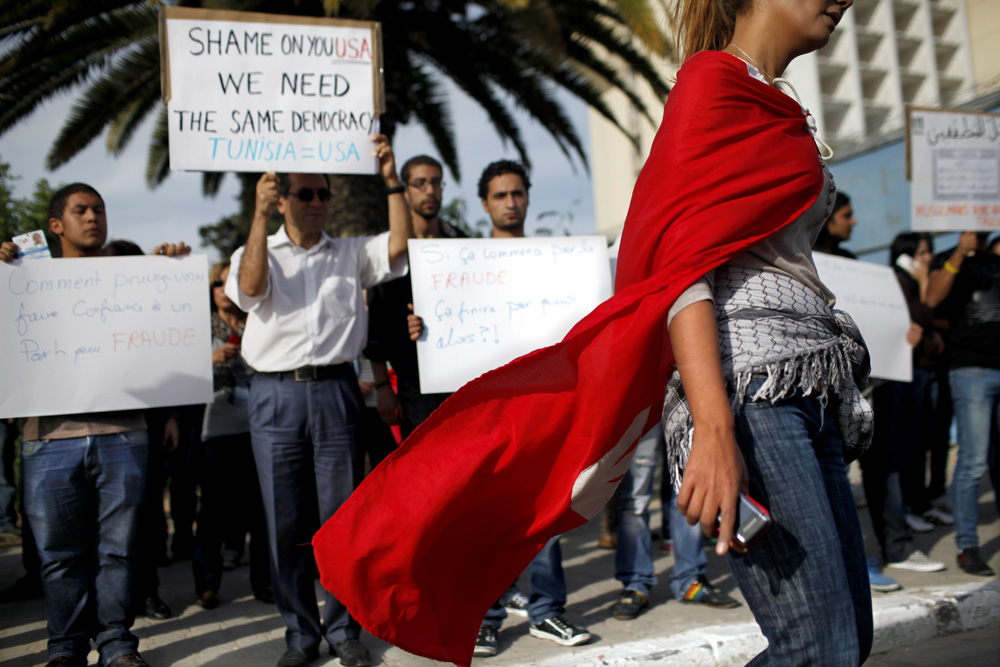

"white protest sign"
[813,253,912,383]
[908,108,1000,232]
[410,237,612,393]
[1,255,213,418]
[160,6,383,174]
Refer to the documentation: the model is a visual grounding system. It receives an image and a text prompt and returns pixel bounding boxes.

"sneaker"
[142,594,172,619]
[528,616,591,646]
[680,575,740,608]
[867,560,902,592]
[957,547,995,577]
[499,589,530,618]
[660,538,673,552]
[107,655,150,667]
[597,534,617,549]
[922,508,954,526]
[611,589,648,620]
[904,513,934,533]
[931,493,952,514]
[887,549,946,573]
[473,624,498,657]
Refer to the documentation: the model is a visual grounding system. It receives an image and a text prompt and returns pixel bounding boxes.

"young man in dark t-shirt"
[926,231,1000,577]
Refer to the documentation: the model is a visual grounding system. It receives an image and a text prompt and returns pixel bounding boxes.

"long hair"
[675,0,750,62]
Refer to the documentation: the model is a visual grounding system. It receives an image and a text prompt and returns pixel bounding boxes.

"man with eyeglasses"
[224,134,413,667]
[364,154,466,438]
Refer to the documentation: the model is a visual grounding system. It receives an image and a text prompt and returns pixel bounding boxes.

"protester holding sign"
[224,134,411,667]
[0,183,190,667]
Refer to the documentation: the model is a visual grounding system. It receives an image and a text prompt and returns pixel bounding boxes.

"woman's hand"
[677,419,749,556]
[212,343,239,365]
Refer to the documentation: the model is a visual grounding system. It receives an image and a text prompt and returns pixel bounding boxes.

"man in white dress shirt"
[225,135,412,667]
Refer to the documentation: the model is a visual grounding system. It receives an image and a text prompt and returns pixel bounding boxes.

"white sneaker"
[887,549,947,573]
[905,513,934,533]
[922,507,954,526]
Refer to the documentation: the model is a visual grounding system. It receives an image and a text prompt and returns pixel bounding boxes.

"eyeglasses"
[406,178,444,191]
[287,187,332,203]
[211,278,225,288]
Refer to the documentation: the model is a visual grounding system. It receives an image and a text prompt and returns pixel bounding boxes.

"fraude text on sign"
[1,255,213,418]
[160,6,384,174]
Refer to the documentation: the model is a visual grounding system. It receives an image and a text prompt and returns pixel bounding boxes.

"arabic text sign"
[410,237,613,393]
[161,7,382,174]
[814,253,911,383]
[1,256,213,418]
[908,108,1000,232]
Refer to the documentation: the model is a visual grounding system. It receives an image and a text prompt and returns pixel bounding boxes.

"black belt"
[265,363,352,382]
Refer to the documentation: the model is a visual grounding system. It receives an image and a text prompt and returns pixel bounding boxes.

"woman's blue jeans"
[728,382,872,666]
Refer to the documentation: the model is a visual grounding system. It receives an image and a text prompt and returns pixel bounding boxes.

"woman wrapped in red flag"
[315,0,872,664]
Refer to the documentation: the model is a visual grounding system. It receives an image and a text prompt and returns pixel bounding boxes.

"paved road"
[1,462,997,666]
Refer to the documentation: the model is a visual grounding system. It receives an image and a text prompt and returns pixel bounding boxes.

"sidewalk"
[1,473,997,667]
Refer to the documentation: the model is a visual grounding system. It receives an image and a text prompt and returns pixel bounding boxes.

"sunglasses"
[288,187,332,203]
[211,278,225,288]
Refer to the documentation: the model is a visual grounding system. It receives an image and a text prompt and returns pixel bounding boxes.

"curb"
[498,580,1000,666]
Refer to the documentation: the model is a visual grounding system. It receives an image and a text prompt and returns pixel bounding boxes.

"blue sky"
[0,79,598,261]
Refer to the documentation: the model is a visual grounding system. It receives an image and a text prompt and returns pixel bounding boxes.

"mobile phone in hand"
[717,492,771,553]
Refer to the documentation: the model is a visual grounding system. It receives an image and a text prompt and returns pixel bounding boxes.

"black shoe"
[253,586,275,604]
[473,624,498,657]
[611,589,648,620]
[957,547,995,576]
[679,575,741,608]
[330,638,371,667]
[107,655,150,667]
[196,590,219,610]
[276,647,319,667]
[44,658,85,667]
[0,573,43,603]
[143,595,172,619]
[528,616,592,646]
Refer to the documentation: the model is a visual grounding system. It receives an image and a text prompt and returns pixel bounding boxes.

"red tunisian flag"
[314,51,825,666]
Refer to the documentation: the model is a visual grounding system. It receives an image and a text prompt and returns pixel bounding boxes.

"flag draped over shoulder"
[314,51,825,666]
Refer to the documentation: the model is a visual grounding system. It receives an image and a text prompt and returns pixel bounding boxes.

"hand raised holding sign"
[255,172,281,219]
[0,241,17,263]
[373,134,401,187]
[152,241,192,257]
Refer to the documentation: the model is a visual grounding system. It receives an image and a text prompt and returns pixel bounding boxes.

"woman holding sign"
[654,0,873,663]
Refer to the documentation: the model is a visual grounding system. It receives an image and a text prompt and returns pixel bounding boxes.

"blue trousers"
[728,382,872,666]
[483,535,566,627]
[950,366,1000,550]
[249,371,362,650]
[614,429,659,597]
[22,430,148,666]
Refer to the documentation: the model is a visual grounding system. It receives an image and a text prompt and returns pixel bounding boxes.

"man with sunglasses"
[365,154,466,438]
[225,135,412,667]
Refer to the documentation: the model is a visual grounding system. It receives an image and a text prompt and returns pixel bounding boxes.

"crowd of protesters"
[1,150,998,667]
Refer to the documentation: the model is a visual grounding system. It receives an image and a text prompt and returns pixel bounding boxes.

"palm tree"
[0,1,671,241]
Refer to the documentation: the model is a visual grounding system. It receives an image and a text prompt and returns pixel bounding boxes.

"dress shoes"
[196,590,219,609]
[330,638,371,667]
[276,647,319,667]
[143,595,172,619]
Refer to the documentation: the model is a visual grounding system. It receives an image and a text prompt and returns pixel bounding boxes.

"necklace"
[728,44,774,84]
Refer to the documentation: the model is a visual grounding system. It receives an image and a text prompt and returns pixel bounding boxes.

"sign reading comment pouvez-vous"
[0,256,213,419]
[160,6,384,174]
[409,237,613,394]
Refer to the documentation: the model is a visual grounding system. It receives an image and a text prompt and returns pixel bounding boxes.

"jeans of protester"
[615,429,660,598]
[22,430,148,666]
[950,366,1000,551]
[484,535,566,627]
[0,420,17,529]
[249,371,362,650]
[667,494,710,599]
[727,379,872,666]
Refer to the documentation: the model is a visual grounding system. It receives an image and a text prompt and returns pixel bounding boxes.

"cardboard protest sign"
[813,253,912,383]
[409,237,613,393]
[907,108,1000,232]
[1,255,213,418]
[160,6,384,174]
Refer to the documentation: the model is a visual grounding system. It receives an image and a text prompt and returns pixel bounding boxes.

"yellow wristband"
[944,260,959,275]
